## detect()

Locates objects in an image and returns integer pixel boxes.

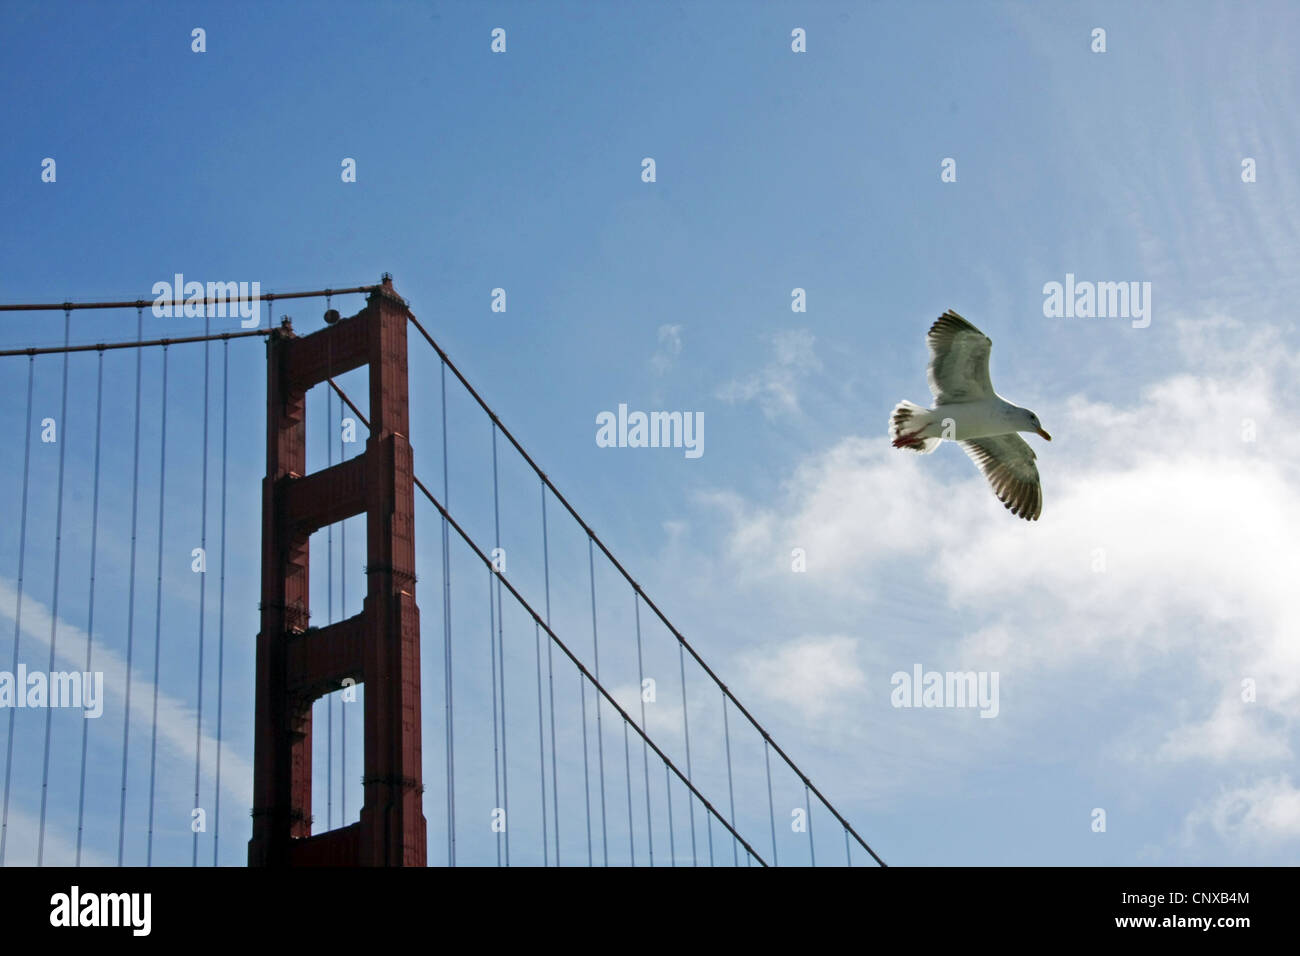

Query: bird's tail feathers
[889,400,941,453]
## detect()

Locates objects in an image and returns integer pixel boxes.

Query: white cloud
[1184,776,1300,845]
[717,329,822,418]
[0,577,254,812]
[738,635,865,722]
[0,804,112,867]
[1159,696,1292,765]
[699,314,1300,841]
[650,323,683,375]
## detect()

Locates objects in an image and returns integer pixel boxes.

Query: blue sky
[1,0,1299,866]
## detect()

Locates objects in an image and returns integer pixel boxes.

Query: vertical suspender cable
[37,307,73,865]
[723,691,738,866]
[764,739,778,866]
[541,482,558,865]
[487,570,500,866]
[191,321,210,866]
[588,537,607,865]
[623,721,635,865]
[75,348,106,865]
[664,763,675,867]
[633,594,653,865]
[845,826,852,866]
[707,805,715,866]
[145,344,169,865]
[533,620,548,865]
[490,424,509,865]
[805,782,815,866]
[580,668,592,865]
[440,360,455,864]
[678,642,697,866]
[117,305,145,865]
[0,356,36,866]
[213,339,228,865]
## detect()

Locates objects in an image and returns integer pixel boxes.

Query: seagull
[888,310,1051,521]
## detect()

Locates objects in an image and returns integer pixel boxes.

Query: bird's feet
[892,430,926,449]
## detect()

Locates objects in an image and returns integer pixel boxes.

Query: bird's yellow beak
[1036,428,1052,441]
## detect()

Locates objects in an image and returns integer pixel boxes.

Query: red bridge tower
[248,276,426,866]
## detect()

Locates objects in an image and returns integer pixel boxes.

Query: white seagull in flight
[888,310,1051,521]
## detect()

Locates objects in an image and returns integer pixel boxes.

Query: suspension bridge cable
[0,356,36,866]
[406,473,767,865]
[145,344,170,866]
[36,308,73,865]
[0,283,379,313]
[191,322,210,867]
[0,327,271,358]
[765,740,778,866]
[213,339,228,866]
[707,804,715,866]
[845,826,852,866]
[580,659,592,865]
[678,642,697,866]
[405,312,884,866]
[487,570,501,867]
[328,375,770,867]
[723,691,739,867]
[633,594,653,865]
[75,348,105,866]
[623,722,635,866]
[533,620,548,865]
[805,783,815,867]
[438,361,454,865]
[117,306,145,865]
[588,537,608,866]
[665,763,675,867]
[541,482,559,865]
[490,424,509,866]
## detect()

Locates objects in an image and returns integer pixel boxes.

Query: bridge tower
[248,275,427,866]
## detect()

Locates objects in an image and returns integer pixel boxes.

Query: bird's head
[1020,407,1051,441]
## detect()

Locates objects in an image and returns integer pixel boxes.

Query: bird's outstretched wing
[927,310,993,404]
[959,434,1043,521]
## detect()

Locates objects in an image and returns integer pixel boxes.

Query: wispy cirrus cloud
[738,635,865,722]
[0,578,254,817]
[650,323,683,375]
[716,329,822,419]
[1184,776,1300,846]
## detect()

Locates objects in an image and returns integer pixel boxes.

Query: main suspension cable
[0,284,378,313]
[0,328,271,358]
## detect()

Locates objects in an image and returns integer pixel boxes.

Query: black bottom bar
[0,865,1282,942]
